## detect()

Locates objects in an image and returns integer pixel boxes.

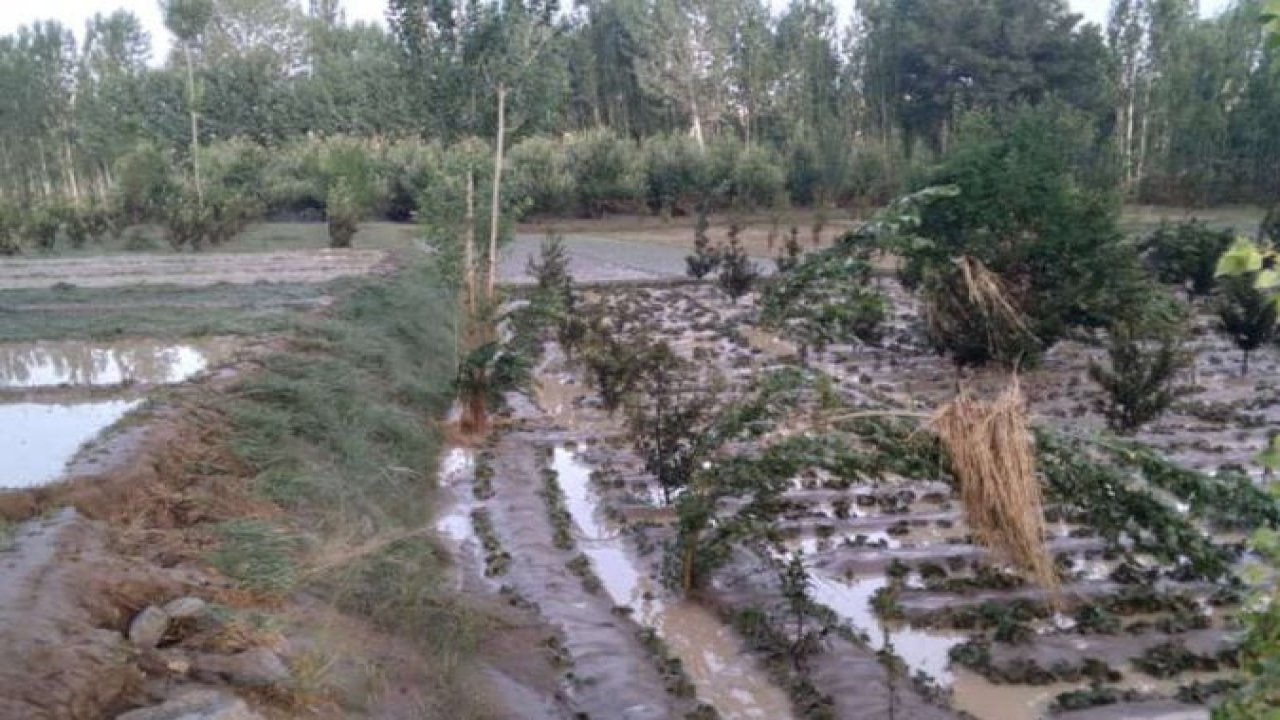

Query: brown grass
[931,378,1056,588]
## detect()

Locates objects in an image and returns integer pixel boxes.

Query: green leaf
[1216,239,1265,277]
[1257,269,1280,289]
[1256,435,1280,471]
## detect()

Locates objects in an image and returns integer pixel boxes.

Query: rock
[191,648,291,688]
[162,597,208,620]
[128,606,171,649]
[115,688,264,720]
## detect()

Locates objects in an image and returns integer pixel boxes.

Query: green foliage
[727,143,786,211]
[760,244,886,350]
[1088,321,1190,433]
[1142,220,1235,296]
[22,203,64,251]
[685,208,720,280]
[527,232,574,314]
[627,344,717,505]
[508,135,575,217]
[907,106,1145,359]
[1215,274,1278,376]
[325,180,361,248]
[775,231,803,274]
[643,133,710,217]
[715,235,760,303]
[208,519,301,596]
[565,129,645,217]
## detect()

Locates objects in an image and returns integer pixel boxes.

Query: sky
[0,0,1235,59]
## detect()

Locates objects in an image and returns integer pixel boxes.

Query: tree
[906,105,1147,364]
[160,0,214,204]
[716,234,759,303]
[1088,321,1188,433]
[685,207,720,279]
[1141,220,1235,296]
[628,343,716,505]
[1215,274,1277,376]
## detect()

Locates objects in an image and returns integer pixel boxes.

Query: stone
[191,648,291,688]
[162,597,208,620]
[115,689,264,720]
[128,606,171,649]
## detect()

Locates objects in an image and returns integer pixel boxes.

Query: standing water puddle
[435,447,477,545]
[0,338,235,389]
[552,446,795,720]
[0,399,141,488]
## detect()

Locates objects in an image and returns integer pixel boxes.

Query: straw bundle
[924,255,1036,366]
[931,379,1056,588]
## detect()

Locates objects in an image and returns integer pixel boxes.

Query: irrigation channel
[0,338,237,488]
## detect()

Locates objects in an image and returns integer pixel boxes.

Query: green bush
[565,128,645,217]
[1141,220,1234,296]
[729,143,786,211]
[508,135,575,217]
[908,105,1145,363]
[643,133,708,217]
[112,142,178,223]
[1088,321,1189,433]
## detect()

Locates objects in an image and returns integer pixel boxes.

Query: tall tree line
[0,0,1277,211]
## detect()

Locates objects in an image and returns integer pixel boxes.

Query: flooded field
[480,275,1269,720]
[0,338,236,389]
[0,399,141,487]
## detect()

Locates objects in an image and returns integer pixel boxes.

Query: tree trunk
[184,43,203,205]
[486,83,506,303]
[63,138,80,205]
[464,169,477,320]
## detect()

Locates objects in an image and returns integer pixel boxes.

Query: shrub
[728,143,786,211]
[685,208,720,279]
[113,142,178,223]
[642,133,708,217]
[907,105,1144,362]
[1215,274,1277,376]
[326,180,361,248]
[1141,220,1234,296]
[508,135,575,217]
[22,204,64,251]
[1088,321,1189,433]
[565,129,644,217]
[716,234,759,303]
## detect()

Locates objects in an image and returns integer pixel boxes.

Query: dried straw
[931,378,1056,588]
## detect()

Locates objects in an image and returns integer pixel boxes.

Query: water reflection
[0,399,141,488]
[0,339,234,388]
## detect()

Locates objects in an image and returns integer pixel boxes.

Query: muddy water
[0,338,236,389]
[552,446,796,720]
[0,399,142,488]
[435,447,477,545]
[807,570,967,683]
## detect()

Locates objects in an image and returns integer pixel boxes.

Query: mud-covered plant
[685,206,720,279]
[556,313,588,361]
[1215,273,1277,376]
[716,236,760,303]
[923,255,1039,368]
[1088,321,1190,433]
[455,341,529,434]
[582,317,655,414]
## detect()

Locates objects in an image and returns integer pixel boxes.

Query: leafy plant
[1088,321,1190,433]
[775,230,803,273]
[685,207,720,279]
[1141,220,1235,296]
[627,343,717,505]
[716,235,760,303]
[1215,274,1277,376]
[326,180,362,248]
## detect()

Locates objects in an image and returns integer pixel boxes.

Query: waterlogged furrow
[552,445,796,720]
[0,399,141,488]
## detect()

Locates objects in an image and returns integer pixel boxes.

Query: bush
[643,133,708,217]
[908,105,1145,363]
[716,234,760,303]
[22,204,64,251]
[1089,321,1189,433]
[508,135,575,217]
[326,180,361,248]
[1215,274,1277,376]
[685,208,720,279]
[728,143,786,211]
[113,142,178,223]
[760,243,886,350]
[565,129,644,217]
[1141,220,1234,296]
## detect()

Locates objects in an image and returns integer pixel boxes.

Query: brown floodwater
[0,338,236,389]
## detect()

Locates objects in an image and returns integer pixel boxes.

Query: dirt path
[0,249,388,289]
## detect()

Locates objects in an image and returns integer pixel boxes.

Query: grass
[0,280,345,343]
[203,257,502,718]
[23,220,420,257]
